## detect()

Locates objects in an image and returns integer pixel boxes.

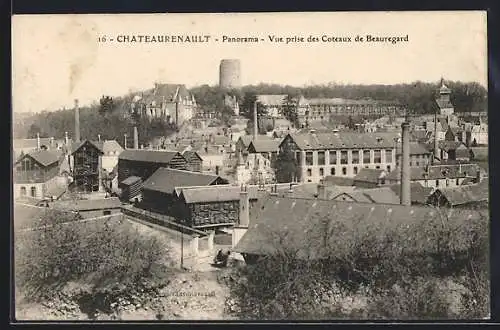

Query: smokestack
[74,99,80,143]
[124,134,128,149]
[400,122,411,206]
[133,126,139,149]
[97,134,101,142]
[433,108,439,164]
[36,133,40,150]
[64,131,69,146]
[253,101,258,140]
[239,185,250,227]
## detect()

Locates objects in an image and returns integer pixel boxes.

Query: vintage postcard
[12,11,489,321]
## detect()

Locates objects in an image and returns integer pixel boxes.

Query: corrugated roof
[353,168,385,184]
[143,168,224,194]
[17,149,63,167]
[119,149,184,164]
[233,196,485,257]
[286,132,399,150]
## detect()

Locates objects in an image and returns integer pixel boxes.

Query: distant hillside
[13,80,487,141]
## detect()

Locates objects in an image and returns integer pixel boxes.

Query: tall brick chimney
[133,126,139,149]
[238,185,250,227]
[36,133,40,150]
[253,100,258,140]
[74,99,80,143]
[400,122,411,206]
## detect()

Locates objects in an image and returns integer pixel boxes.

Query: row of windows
[19,186,37,197]
[302,149,393,166]
[306,165,392,177]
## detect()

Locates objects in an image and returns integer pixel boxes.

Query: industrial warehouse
[12,11,489,322]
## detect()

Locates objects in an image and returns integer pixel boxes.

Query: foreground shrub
[15,212,172,316]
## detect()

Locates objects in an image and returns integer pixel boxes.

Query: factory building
[278,132,399,183]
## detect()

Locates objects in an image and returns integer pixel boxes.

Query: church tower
[436,78,454,116]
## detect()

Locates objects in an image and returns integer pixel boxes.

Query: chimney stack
[253,100,258,140]
[270,184,278,196]
[36,133,40,150]
[433,108,439,164]
[239,185,250,227]
[124,134,128,149]
[317,183,327,200]
[133,126,139,149]
[65,131,69,146]
[97,134,101,142]
[74,99,80,143]
[49,137,54,148]
[400,122,411,206]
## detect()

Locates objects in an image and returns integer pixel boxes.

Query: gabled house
[426,179,489,209]
[352,168,387,188]
[13,149,66,199]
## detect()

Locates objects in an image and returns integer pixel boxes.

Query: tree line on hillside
[14,81,487,141]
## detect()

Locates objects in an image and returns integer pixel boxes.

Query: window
[20,186,26,196]
[446,179,450,187]
[385,149,393,163]
[351,150,359,164]
[456,178,460,186]
[319,168,324,176]
[318,151,325,165]
[436,180,440,187]
[331,168,336,175]
[374,150,382,163]
[363,150,371,164]
[296,151,302,164]
[30,186,37,197]
[376,165,381,169]
[103,210,112,215]
[340,150,348,164]
[307,179,312,183]
[307,168,312,176]
[387,165,391,172]
[329,150,337,165]
[353,167,358,175]
[342,167,347,175]
[306,152,313,166]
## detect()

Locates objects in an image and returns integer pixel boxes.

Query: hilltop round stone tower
[219,59,241,89]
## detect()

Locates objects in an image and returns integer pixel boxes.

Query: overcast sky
[12,11,487,113]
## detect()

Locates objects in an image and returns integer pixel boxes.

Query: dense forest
[14,80,487,140]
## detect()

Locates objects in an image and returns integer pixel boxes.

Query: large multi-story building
[295,97,405,128]
[131,83,197,126]
[279,132,399,183]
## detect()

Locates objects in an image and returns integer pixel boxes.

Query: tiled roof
[429,180,489,206]
[388,182,434,204]
[142,168,224,194]
[470,147,488,161]
[322,176,354,186]
[70,140,104,155]
[182,150,203,162]
[331,187,400,205]
[17,149,63,167]
[248,139,281,153]
[119,149,184,164]
[353,168,385,184]
[100,140,124,154]
[396,142,431,155]
[233,196,485,257]
[121,176,142,186]
[438,141,464,152]
[386,163,480,181]
[256,94,287,106]
[286,132,399,150]
[301,98,401,106]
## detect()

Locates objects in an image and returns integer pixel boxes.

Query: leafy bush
[223,207,489,319]
[15,212,172,315]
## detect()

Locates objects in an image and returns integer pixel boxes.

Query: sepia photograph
[11,11,489,321]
